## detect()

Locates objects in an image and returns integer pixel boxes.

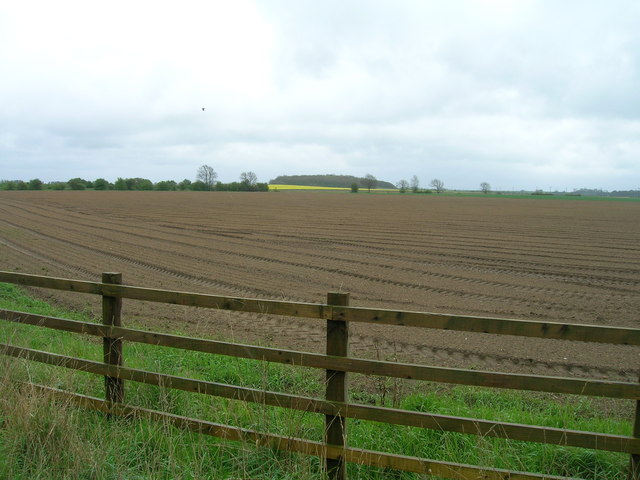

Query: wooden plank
[3,343,639,454]
[2,311,639,400]
[102,272,124,404]
[325,292,349,479]
[2,271,639,345]
[27,383,577,480]
[109,284,327,319]
[630,374,640,479]
[0,271,326,319]
[0,271,102,295]
[0,310,103,334]
[333,306,640,346]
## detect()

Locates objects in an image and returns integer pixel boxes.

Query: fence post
[325,292,350,480]
[102,272,124,404]
[630,375,640,479]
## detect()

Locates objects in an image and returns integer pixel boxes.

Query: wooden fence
[0,270,639,480]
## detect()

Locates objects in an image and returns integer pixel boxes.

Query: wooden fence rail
[0,270,639,480]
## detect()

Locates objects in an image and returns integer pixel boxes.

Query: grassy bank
[0,282,632,479]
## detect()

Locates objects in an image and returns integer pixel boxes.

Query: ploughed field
[1,191,639,381]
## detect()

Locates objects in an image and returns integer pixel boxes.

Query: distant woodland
[269,174,396,189]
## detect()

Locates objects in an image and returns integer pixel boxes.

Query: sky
[1,0,639,191]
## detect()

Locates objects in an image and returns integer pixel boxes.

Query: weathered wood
[325,292,349,479]
[0,271,103,295]
[0,271,326,319]
[102,273,124,404]
[28,383,577,480]
[110,284,327,319]
[3,343,639,454]
[332,306,640,345]
[2,309,638,399]
[2,270,638,478]
[630,375,640,479]
[1,270,639,345]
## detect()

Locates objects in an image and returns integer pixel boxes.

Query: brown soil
[1,191,639,381]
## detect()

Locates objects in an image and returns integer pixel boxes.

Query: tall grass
[0,282,632,479]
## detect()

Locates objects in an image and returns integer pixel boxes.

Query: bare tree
[410,175,420,193]
[240,171,258,186]
[196,165,217,191]
[430,178,444,193]
[362,174,377,193]
[480,182,491,194]
[396,179,409,193]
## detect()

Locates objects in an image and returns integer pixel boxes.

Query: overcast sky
[1,1,639,191]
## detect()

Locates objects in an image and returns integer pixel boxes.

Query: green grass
[0,282,632,479]
[441,192,640,202]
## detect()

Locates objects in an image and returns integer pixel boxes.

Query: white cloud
[0,0,638,190]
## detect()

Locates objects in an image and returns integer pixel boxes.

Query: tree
[196,165,217,191]
[114,178,127,190]
[480,182,491,194]
[396,179,409,193]
[68,177,87,190]
[93,178,110,190]
[137,178,153,191]
[350,183,359,193]
[410,175,420,193]
[28,178,43,190]
[191,180,208,191]
[155,180,177,191]
[240,171,258,190]
[430,178,444,193]
[362,174,377,193]
[178,179,192,191]
[48,181,67,190]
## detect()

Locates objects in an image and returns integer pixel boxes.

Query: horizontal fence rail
[3,341,639,456]
[1,270,639,480]
[2,271,638,345]
[1,309,638,400]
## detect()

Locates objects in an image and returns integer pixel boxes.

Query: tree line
[0,166,268,192]
[386,175,448,194]
[394,177,492,194]
[353,174,451,194]
[2,167,503,195]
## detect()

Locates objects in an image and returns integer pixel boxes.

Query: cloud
[0,0,638,189]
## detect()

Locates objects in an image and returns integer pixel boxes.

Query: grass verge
[0,282,632,479]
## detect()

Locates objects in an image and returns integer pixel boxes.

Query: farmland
[0,190,639,381]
